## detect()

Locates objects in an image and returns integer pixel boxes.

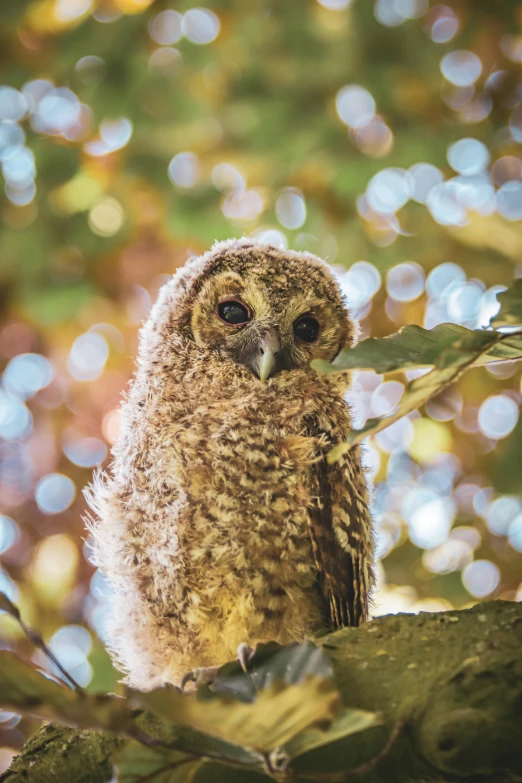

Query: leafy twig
[0,592,85,694]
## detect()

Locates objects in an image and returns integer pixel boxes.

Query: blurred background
[1,0,522,768]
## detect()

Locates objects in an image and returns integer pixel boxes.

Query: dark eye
[217,300,252,326]
[294,316,320,343]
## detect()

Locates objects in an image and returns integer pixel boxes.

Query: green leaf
[283,707,380,760]
[1,642,346,770]
[130,641,341,757]
[0,650,137,733]
[0,650,263,773]
[312,322,522,461]
[478,331,522,363]
[212,640,335,703]
[313,323,466,374]
[313,323,522,375]
[132,677,341,756]
[113,742,200,783]
[492,279,522,327]
[327,328,519,461]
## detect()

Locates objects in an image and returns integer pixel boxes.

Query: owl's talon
[237,642,256,672]
[180,665,220,692]
[180,670,196,692]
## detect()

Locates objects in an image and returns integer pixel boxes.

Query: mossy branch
[1,600,521,783]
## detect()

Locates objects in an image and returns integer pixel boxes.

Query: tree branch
[2,600,521,783]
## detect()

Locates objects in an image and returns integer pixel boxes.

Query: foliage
[314,279,522,455]
[1,594,521,782]
[1,0,522,767]
[0,592,381,781]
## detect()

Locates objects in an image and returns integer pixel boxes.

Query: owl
[87,238,374,690]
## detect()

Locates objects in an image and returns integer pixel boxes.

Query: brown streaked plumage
[86,237,374,689]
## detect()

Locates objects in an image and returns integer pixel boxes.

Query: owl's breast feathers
[138,365,373,634]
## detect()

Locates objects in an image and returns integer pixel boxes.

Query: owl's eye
[216,299,252,326]
[294,316,320,344]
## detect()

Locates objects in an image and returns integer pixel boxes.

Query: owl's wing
[307,444,374,629]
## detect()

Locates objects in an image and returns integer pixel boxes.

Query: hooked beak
[253,330,280,381]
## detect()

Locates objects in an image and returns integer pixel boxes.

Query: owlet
[87,238,374,690]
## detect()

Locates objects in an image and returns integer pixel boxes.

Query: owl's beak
[254,330,280,381]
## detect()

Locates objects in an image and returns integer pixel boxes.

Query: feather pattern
[306,425,373,630]
[86,238,374,689]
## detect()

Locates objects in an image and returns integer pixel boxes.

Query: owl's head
[155,239,356,381]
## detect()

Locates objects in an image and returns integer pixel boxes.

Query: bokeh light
[63,435,107,468]
[426,181,466,226]
[375,0,428,27]
[406,495,455,550]
[99,117,133,152]
[440,51,482,87]
[408,163,443,204]
[33,88,82,136]
[352,117,394,157]
[446,280,485,326]
[251,228,288,249]
[0,568,18,603]
[35,474,76,514]
[317,0,352,8]
[485,496,522,536]
[275,188,307,230]
[336,85,376,129]
[0,88,27,122]
[426,262,465,299]
[336,262,381,310]
[0,123,25,163]
[508,514,522,552]
[423,538,473,574]
[45,625,93,687]
[0,2,521,765]
[0,516,19,555]
[478,395,519,440]
[148,10,182,45]
[366,168,410,215]
[3,148,35,190]
[75,55,105,85]
[425,5,459,43]
[211,163,245,193]
[168,152,200,189]
[222,189,264,221]
[0,392,32,441]
[492,156,522,186]
[181,9,220,45]
[409,419,452,463]
[386,262,425,302]
[462,560,500,598]
[88,197,124,236]
[30,534,79,603]
[3,354,54,400]
[68,332,109,381]
[497,182,522,221]
[447,138,489,176]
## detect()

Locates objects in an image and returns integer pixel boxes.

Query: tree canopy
[0,0,522,773]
